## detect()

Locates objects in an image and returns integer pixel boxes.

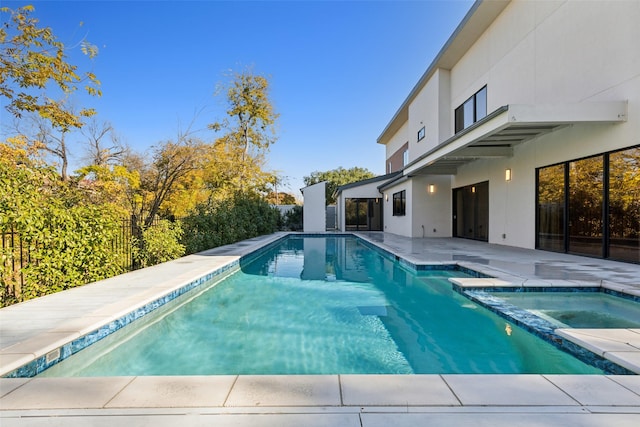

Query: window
[393,190,406,216]
[387,161,392,173]
[536,145,639,263]
[417,126,425,142]
[454,86,487,133]
[403,149,409,167]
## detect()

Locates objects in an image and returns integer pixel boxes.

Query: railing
[1,216,158,306]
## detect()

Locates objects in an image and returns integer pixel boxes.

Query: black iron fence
[1,216,156,305]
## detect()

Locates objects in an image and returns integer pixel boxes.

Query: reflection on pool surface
[39,236,604,376]
[490,291,640,328]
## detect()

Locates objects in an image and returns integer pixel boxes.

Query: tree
[80,118,125,166]
[0,5,101,131]
[209,69,279,192]
[27,114,72,181]
[133,134,207,228]
[303,166,376,204]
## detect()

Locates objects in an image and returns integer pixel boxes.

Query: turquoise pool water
[39,236,602,376]
[491,292,640,328]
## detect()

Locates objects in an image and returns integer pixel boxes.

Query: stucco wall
[410,175,453,238]
[301,182,326,232]
[451,0,640,113]
[381,182,412,237]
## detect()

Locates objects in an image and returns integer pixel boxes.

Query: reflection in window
[609,147,640,262]
[568,156,604,257]
[455,86,487,133]
[537,164,565,252]
[345,198,382,231]
[393,190,406,216]
[453,181,489,241]
[536,145,639,263]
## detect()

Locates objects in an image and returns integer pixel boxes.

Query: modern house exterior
[335,0,639,263]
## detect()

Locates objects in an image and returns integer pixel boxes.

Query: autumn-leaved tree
[304,167,376,205]
[208,69,279,194]
[0,5,101,131]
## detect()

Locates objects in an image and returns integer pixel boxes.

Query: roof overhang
[404,101,628,177]
[377,0,510,145]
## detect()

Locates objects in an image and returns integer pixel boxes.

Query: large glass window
[609,147,640,262]
[536,145,639,263]
[393,191,406,216]
[537,164,565,252]
[455,86,487,133]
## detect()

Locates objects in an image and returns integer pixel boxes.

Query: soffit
[404,102,628,176]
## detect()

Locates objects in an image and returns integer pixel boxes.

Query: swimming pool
[37,235,604,376]
[488,291,640,328]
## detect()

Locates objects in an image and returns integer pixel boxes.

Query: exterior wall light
[385,194,388,202]
[505,168,512,181]
[428,184,435,194]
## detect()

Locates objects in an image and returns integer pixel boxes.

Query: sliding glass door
[453,181,489,241]
[536,145,639,263]
[345,198,383,231]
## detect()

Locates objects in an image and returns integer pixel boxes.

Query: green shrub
[132,220,185,268]
[182,194,280,254]
[1,161,125,305]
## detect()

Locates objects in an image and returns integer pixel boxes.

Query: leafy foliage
[283,205,303,231]
[0,5,101,131]
[0,145,124,306]
[132,220,185,268]
[303,166,376,204]
[182,194,281,254]
[208,68,279,194]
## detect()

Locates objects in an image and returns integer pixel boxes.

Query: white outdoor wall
[410,175,453,238]
[451,0,640,113]
[301,182,326,232]
[381,182,412,237]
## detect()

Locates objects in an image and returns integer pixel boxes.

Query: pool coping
[1,232,640,422]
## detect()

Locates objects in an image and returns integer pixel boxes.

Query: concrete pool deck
[1,232,640,425]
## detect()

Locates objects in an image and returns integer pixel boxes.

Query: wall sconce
[505,168,512,181]
[428,184,435,194]
[385,194,388,202]
[471,186,476,193]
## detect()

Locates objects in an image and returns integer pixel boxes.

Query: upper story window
[387,161,392,173]
[454,86,487,133]
[403,149,409,167]
[392,190,406,216]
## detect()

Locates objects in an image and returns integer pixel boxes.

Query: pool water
[39,236,603,376]
[491,292,640,328]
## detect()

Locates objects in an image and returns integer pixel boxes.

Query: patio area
[1,232,640,426]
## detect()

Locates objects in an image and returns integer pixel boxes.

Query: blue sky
[5,0,473,198]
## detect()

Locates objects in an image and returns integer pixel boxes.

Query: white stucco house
[335,0,639,264]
